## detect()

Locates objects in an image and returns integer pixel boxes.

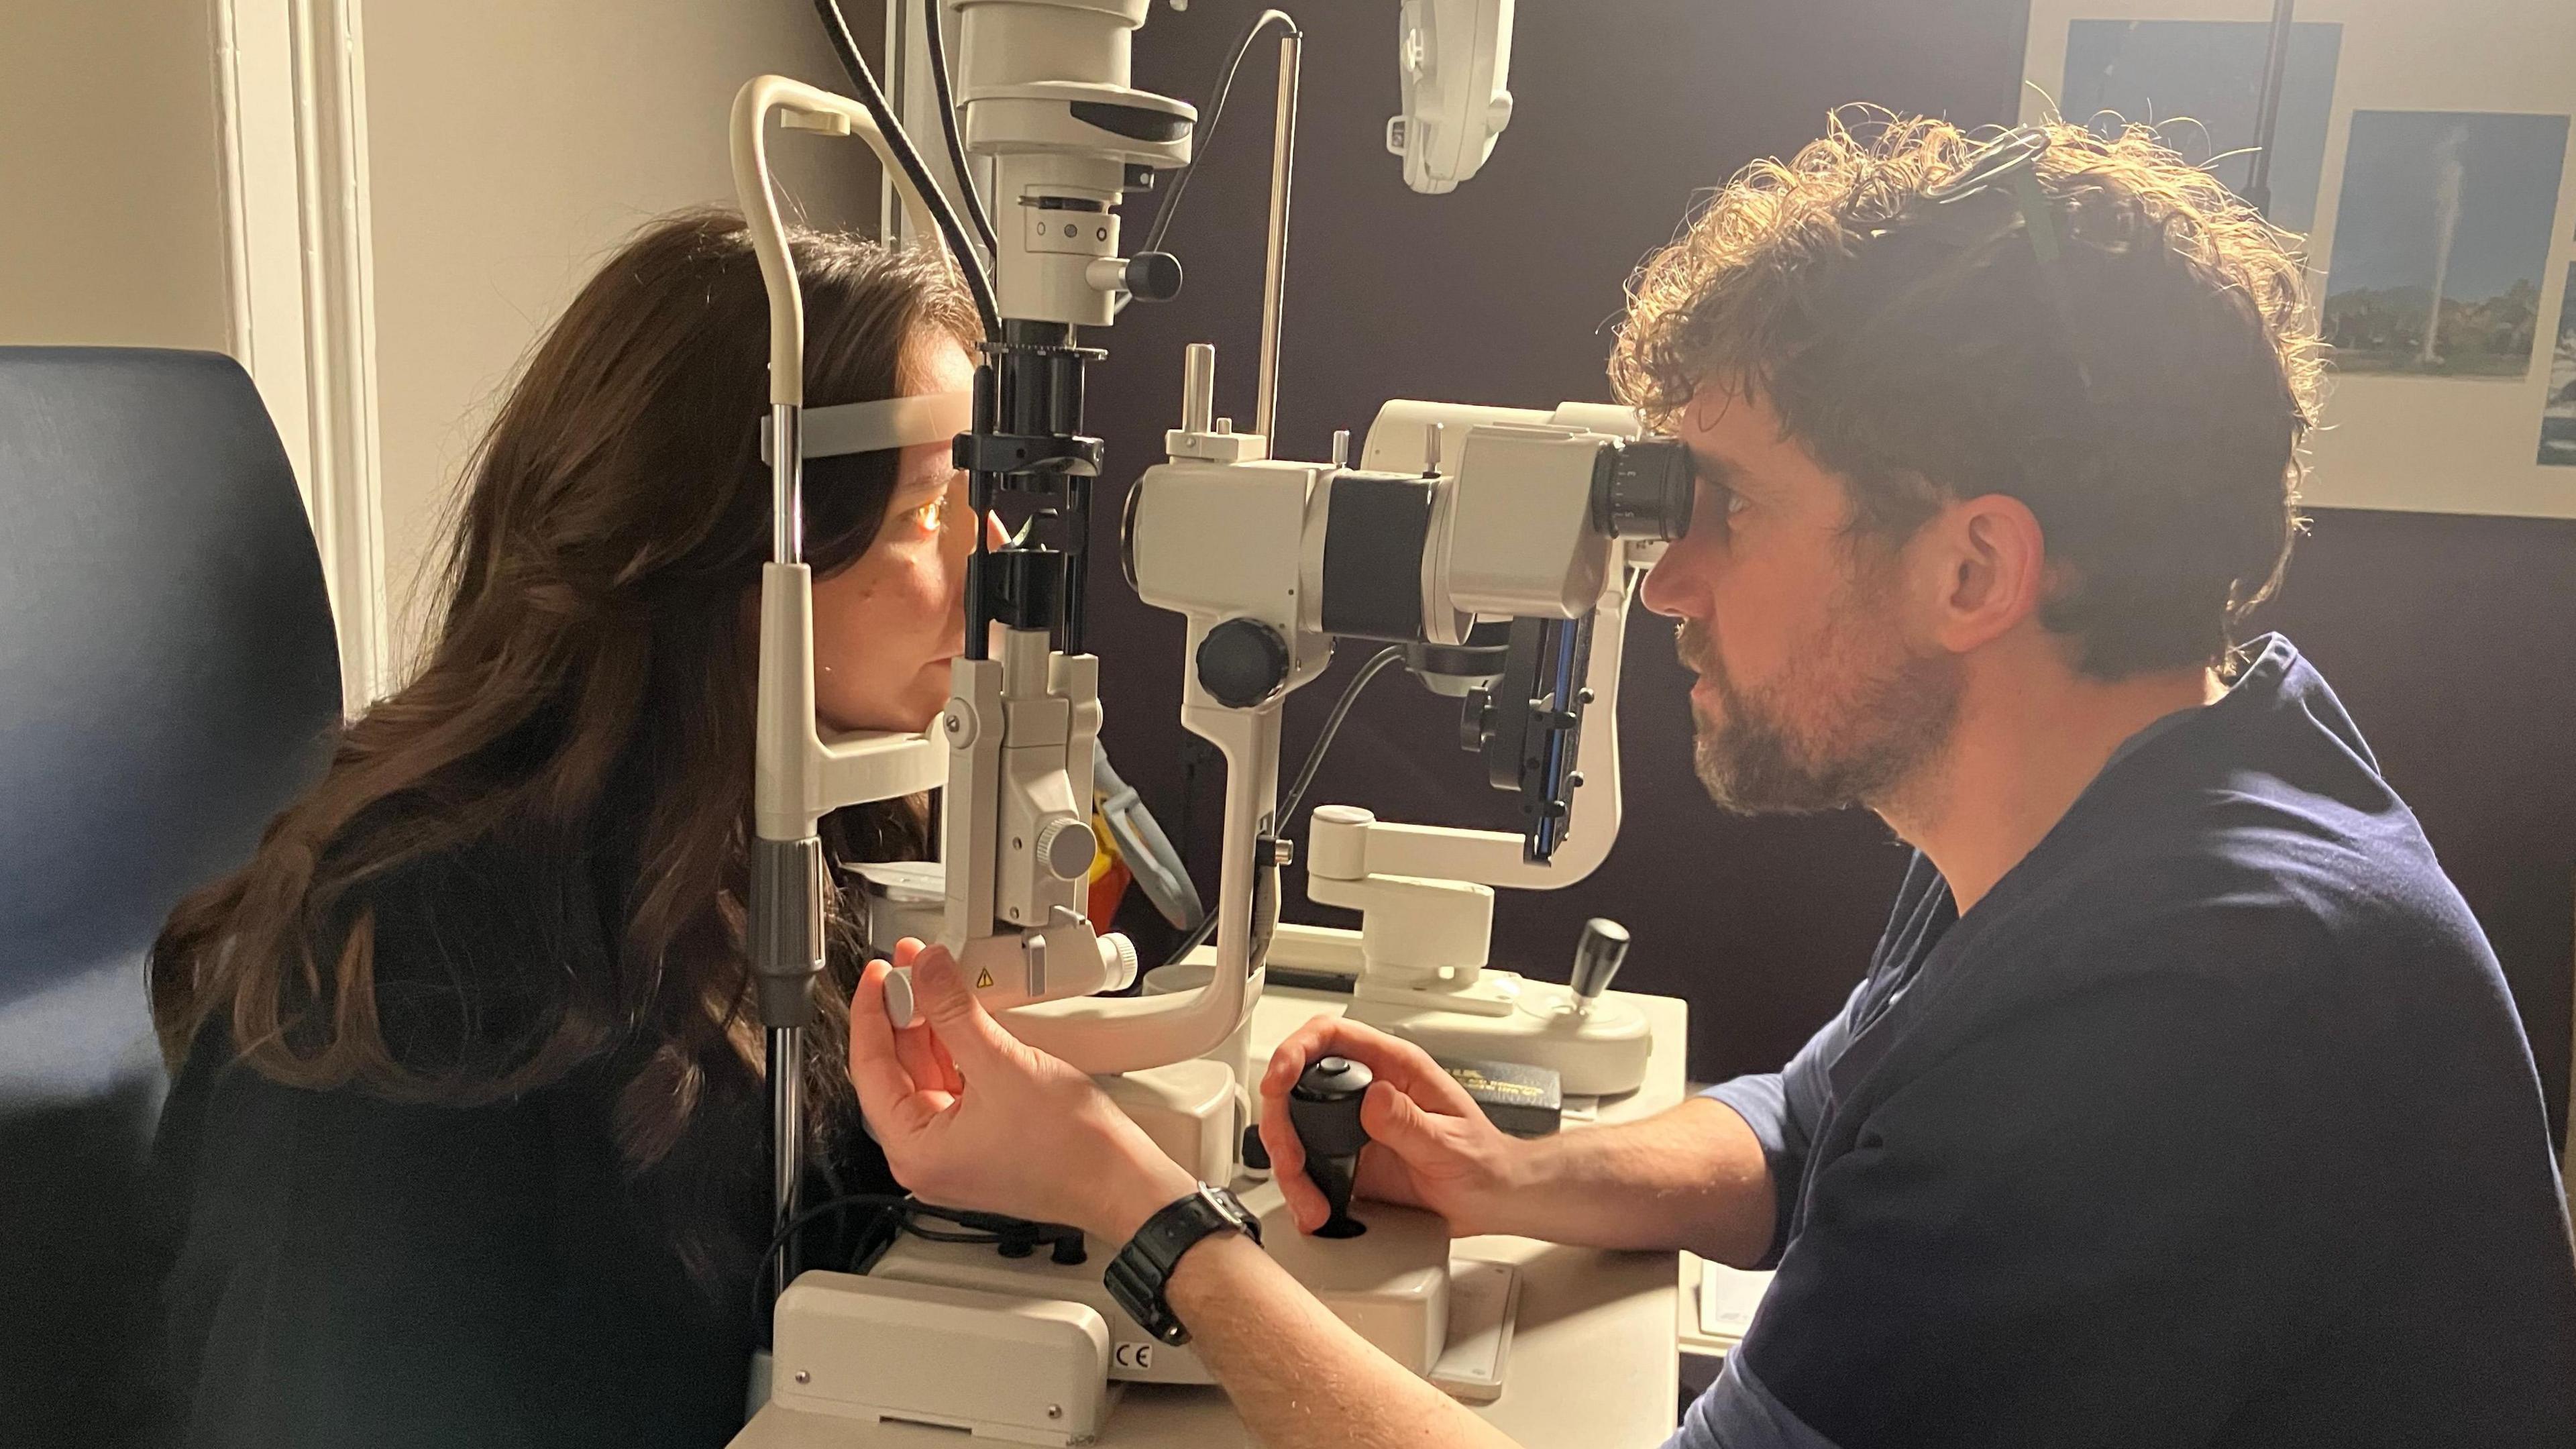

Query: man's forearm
[1493,1096,1776,1265]
[1167,1232,1521,1449]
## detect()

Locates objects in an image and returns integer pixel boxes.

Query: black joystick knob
[1287,1056,1373,1239]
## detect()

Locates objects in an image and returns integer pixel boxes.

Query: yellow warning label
[975,968,995,989]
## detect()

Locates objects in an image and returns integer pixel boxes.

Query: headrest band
[758,390,975,464]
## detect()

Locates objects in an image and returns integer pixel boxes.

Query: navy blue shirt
[1680,635,2576,1448]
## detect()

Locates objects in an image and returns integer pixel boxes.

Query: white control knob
[1099,932,1140,993]
[1034,818,1097,882]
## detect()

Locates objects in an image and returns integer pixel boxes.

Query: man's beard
[1677,588,1961,816]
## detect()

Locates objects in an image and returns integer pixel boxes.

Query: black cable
[922,0,1000,260]
[812,0,1002,343]
[751,1190,1085,1328]
[2243,0,2298,217]
[1140,8,1301,256]
[814,0,1010,671]
[1281,647,1404,824]
[1158,645,1404,968]
[752,1191,912,1322]
[902,1222,1007,1244]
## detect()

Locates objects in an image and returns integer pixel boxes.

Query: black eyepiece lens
[1591,437,1696,541]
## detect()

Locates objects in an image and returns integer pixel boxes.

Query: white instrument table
[1678,1252,1772,1358]
[740,983,1688,1449]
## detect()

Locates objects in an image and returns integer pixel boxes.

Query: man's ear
[1911,492,2047,655]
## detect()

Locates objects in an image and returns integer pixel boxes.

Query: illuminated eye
[907,492,948,535]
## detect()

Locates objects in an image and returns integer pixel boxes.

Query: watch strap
[1104,1184,1262,1346]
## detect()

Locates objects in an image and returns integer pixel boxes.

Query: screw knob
[1124,251,1183,302]
[1034,818,1097,881]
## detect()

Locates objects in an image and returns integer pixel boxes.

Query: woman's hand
[1256,1016,1533,1239]
[849,939,1196,1244]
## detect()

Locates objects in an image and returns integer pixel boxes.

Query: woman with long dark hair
[146,209,981,1448]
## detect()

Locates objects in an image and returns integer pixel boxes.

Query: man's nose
[1640,544,1705,620]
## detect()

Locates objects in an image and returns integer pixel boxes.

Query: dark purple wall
[1077,1,2573,1140]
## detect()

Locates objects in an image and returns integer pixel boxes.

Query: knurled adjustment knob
[1099,931,1140,991]
[1034,818,1097,881]
[1195,619,1291,709]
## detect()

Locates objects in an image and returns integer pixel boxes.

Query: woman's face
[812,333,991,734]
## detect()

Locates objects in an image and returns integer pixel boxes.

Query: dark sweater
[1682,635,2576,1448]
[147,830,894,1449]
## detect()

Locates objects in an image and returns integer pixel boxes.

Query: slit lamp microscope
[733,3,1693,1442]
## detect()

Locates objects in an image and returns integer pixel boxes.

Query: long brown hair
[152,210,974,1238]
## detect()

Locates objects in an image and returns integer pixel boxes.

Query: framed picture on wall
[2021,1,2576,519]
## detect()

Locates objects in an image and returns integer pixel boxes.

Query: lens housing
[1589,437,1695,541]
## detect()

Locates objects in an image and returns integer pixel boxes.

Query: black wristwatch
[1103,1183,1263,1346]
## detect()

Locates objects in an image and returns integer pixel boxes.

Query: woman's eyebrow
[894,462,957,496]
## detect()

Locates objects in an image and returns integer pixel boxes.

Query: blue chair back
[0,347,341,1445]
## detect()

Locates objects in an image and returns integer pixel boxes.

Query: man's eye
[1701,479,1746,529]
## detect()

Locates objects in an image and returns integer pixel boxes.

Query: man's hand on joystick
[1257,1016,1532,1240]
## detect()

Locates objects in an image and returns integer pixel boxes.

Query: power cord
[753,1192,1089,1327]
[1280,647,1406,825]
[1140,9,1301,256]
[1159,645,1405,968]
[921,0,1000,260]
[813,0,1002,343]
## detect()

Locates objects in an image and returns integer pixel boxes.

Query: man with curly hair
[845,117,2576,1447]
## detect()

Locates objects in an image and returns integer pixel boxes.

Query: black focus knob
[1288,1056,1373,1239]
[1195,619,1291,709]
[1124,251,1184,302]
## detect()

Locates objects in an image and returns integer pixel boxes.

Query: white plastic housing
[1358,399,1646,637]
[733,76,950,409]
[950,0,1193,326]
[1440,423,1616,619]
[1389,0,1517,194]
[865,1184,1453,1383]
[753,563,945,843]
[735,78,959,843]
[764,1273,1108,1446]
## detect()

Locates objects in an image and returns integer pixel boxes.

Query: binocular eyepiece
[1589,435,1695,543]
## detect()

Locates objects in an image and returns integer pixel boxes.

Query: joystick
[1287,1056,1374,1238]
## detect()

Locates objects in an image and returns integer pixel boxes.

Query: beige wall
[360,0,884,674]
[0,0,230,351]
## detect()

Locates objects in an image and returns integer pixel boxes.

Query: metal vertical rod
[1181,342,1216,433]
[1254,32,1301,445]
[769,1025,804,1299]
[764,397,805,1308]
[2245,0,2297,217]
[770,403,803,564]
